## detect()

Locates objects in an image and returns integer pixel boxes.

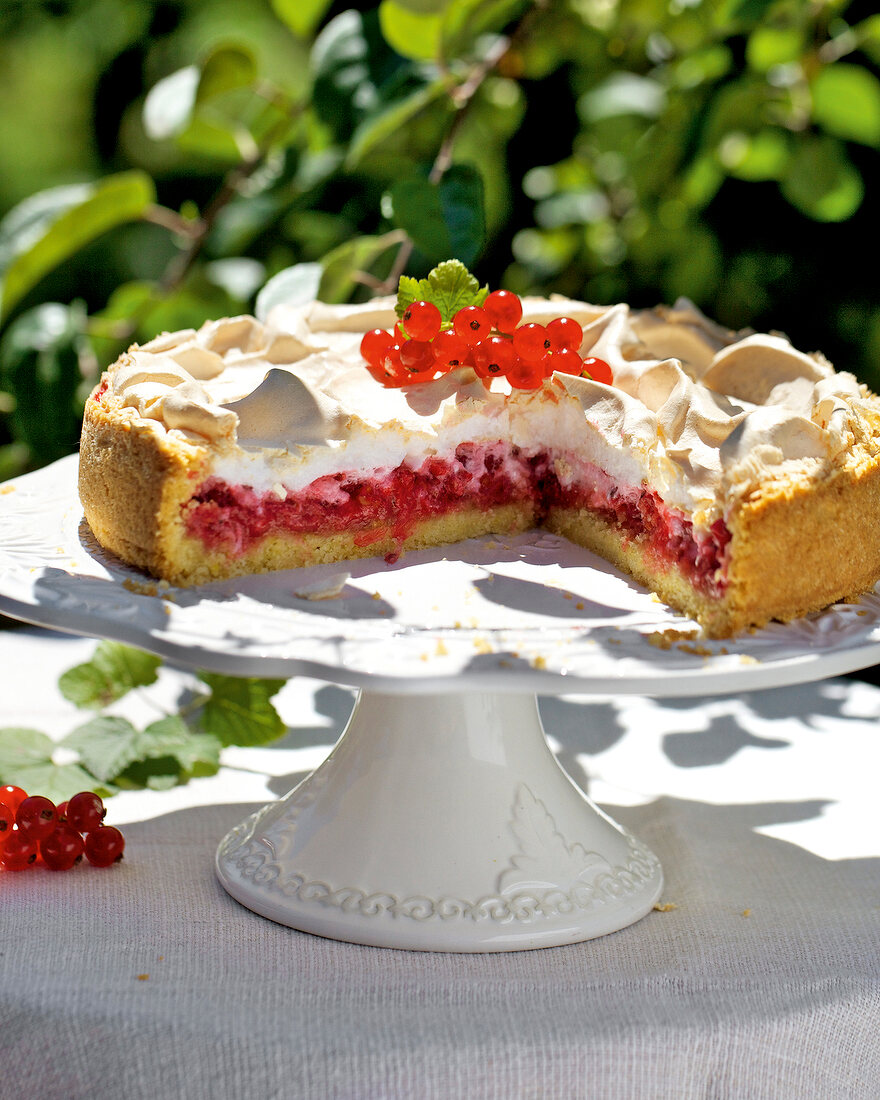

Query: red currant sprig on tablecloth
[0,787,124,872]
[360,290,613,391]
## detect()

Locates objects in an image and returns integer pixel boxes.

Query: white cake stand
[3,455,880,950]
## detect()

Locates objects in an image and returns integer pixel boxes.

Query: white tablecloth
[1,622,878,1099]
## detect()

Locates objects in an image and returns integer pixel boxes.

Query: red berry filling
[184,448,730,595]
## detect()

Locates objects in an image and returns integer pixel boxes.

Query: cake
[78,270,880,638]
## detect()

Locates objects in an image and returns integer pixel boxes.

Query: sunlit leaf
[197,674,287,747]
[720,128,790,181]
[0,172,156,320]
[143,66,200,141]
[272,0,334,36]
[58,641,162,710]
[781,136,864,221]
[346,76,453,167]
[579,73,665,122]
[255,263,323,321]
[0,728,101,802]
[65,714,221,785]
[319,232,404,302]
[811,64,880,147]
[745,25,803,72]
[197,45,258,102]
[379,0,444,60]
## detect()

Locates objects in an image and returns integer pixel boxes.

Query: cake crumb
[0,485,15,495]
[371,591,381,600]
[741,908,752,918]
[653,902,678,912]
[435,639,449,656]
[123,579,159,597]
[473,637,493,655]
[677,642,714,657]
[532,655,547,670]
[739,654,759,665]
[136,974,150,981]
[648,628,700,650]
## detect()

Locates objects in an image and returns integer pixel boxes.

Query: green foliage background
[1,0,880,479]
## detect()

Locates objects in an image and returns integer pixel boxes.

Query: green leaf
[379,0,444,60]
[811,64,880,147]
[0,727,100,803]
[780,136,864,222]
[346,76,453,168]
[0,302,89,464]
[58,641,162,710]
[319,232,404,303]
[719,129,790,181]
[311,11,376,140]
[389,165,485,267]
[271,0,334,37]
[0,171,156,320]
[143,67,200,141]
[198,674,287,747]
[255,263,323,322]
[745,25,804,72]
[197,46,257,102]
[64,714,221,785]
[396,258,488,322]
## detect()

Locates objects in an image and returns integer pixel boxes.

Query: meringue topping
[102,295,877,527]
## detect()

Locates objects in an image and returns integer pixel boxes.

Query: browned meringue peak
[719,405,834,495]
[221,367,350,450]
[628,298,741,375]
[294,298,397,333]
[701,332,834,404]
[112,352,233,440]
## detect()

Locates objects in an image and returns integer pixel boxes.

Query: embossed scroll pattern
[217,782,661,924]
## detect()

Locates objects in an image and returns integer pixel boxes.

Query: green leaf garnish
[0,727,104,802]
[396,259,488,324]
[58,640,162,709]
[63,715,222,785]
[197,673,287,747]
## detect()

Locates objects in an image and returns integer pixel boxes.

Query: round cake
[78,281,880,638]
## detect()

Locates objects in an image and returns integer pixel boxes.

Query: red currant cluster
[0,784,125,872]
[360,289,613,391]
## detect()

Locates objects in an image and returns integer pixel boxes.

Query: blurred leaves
[0,172,155,320]
[2,0,880,478]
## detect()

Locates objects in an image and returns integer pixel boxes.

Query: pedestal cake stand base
[215,691,663,951]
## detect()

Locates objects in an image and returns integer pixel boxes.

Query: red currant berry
[401,300,442,342]
[16,795,57,840]
[84,825,125,867]
[581,357,613,385]
[0,798,15,845]
[66,791,106,834]
[483,290,523,334]
[399,339,435,374]
[360,328,394,366]
[1,785,27,815]
[546,316,583,353]
[56,800,69,823]
[431,330,469,371]
[41,824,85,871]
[506,357,545,391]
[453,306,490,347]
[512,323,552,362]
[0,825,38,871]
[546,347,585,377]
[472,336,516,380]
